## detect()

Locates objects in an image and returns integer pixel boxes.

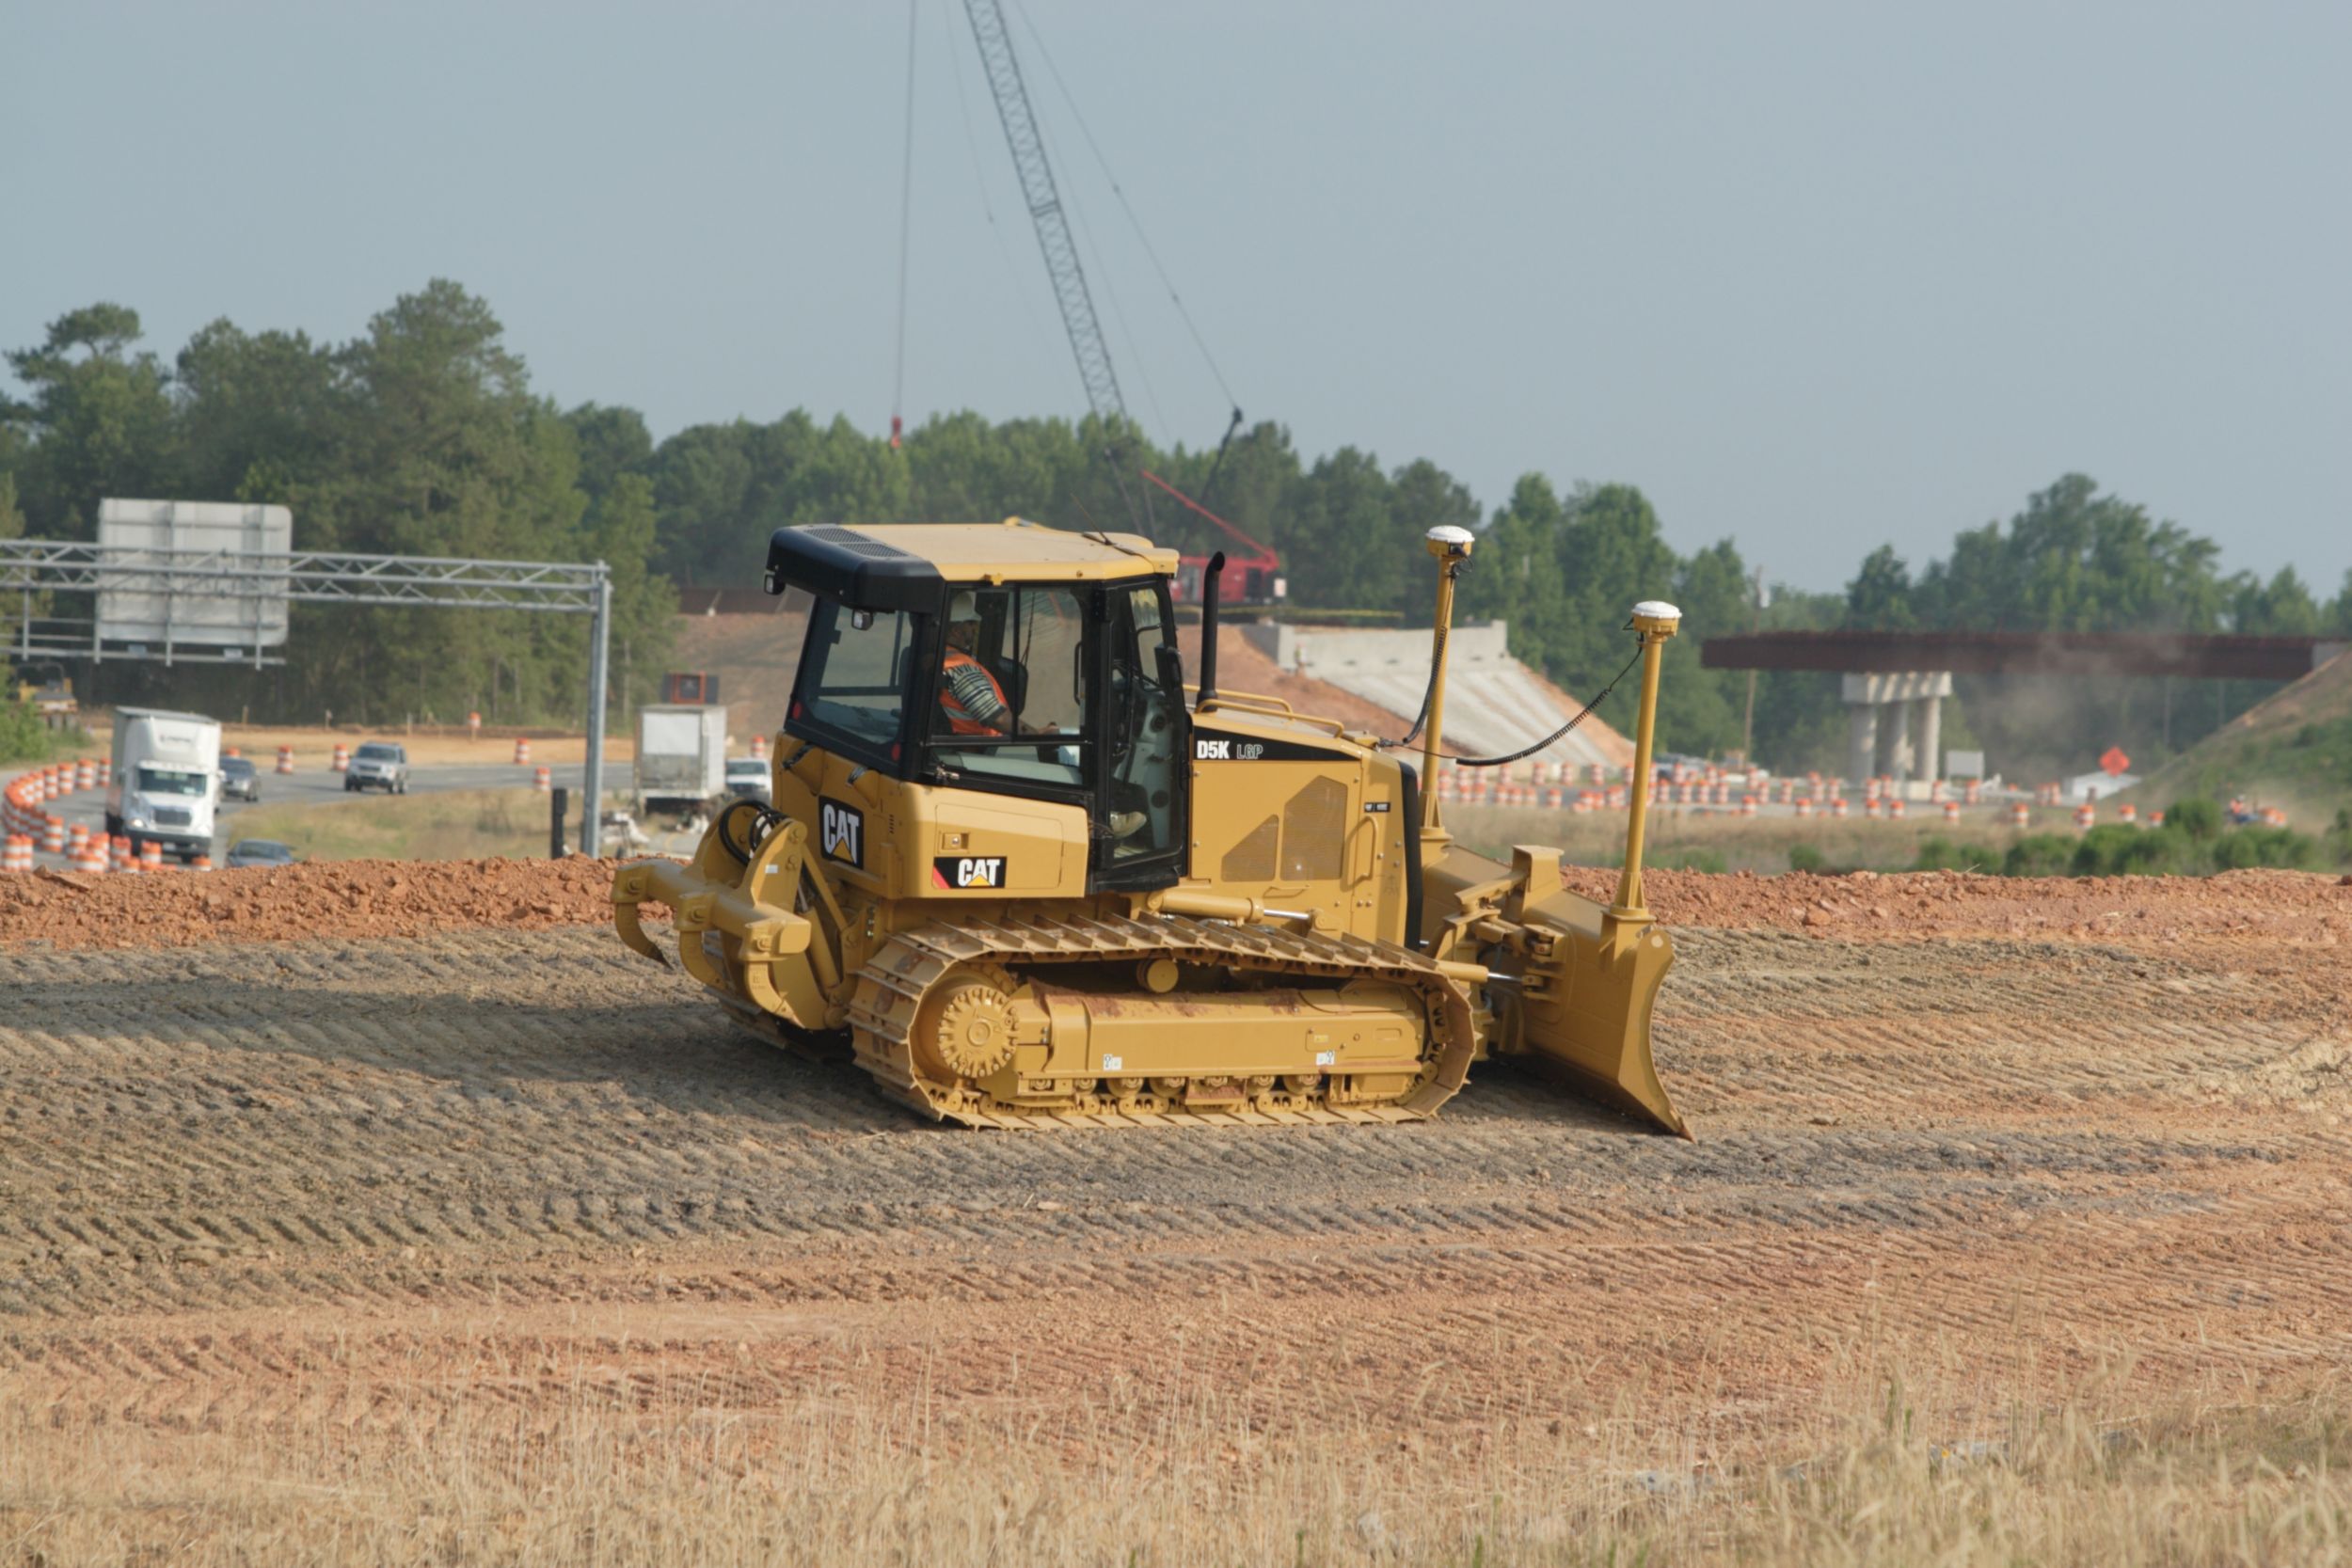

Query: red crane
[1140,469,1285,608]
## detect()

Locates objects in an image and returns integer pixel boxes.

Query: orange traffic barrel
[332,743,350,772]
[533,766,552,793]
[515,737,532,765]
[276,746,294,774]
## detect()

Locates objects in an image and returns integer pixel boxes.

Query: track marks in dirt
[0,930,2332,1304]
[3,923,2347,1443]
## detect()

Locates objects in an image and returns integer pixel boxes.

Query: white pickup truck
[107,707,222,863]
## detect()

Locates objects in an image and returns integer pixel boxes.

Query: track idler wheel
[914,964,1019,1084]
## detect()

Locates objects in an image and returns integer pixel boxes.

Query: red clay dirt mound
[1565,864,2352,951]
[4,856,2345,957]
[0,858,617,952]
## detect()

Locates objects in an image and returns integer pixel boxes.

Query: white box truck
[106,707,223,863]
[635,704,728,819]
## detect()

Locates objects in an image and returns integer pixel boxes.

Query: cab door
[1091,579,1187,890]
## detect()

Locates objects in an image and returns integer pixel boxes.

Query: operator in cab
[939,591,1017,736]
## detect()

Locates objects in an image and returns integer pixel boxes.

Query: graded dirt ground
[1,863,2346,1560]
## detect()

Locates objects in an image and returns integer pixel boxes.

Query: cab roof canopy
[764,519,1177,611]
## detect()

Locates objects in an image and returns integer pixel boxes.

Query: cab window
[135,766,210,797]
[928,585,1088,792]
[794,596,915,759]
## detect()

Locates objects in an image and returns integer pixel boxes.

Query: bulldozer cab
[772,520,1190,892]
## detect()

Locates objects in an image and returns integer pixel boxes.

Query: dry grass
[229,787,590,862]
[1451,802,2023,875]
[0,1338,2340,1566]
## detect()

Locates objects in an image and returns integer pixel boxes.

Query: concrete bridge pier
[1841,671,1953,794]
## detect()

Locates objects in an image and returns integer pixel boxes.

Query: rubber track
[841,911,1481,1127]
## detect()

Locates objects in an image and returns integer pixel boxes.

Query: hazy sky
[8,2,2347,595]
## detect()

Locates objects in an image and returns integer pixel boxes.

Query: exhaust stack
[1195,549,1227,710]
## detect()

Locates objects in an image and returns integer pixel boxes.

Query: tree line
[6,282,2347,780]
[0,286,672,728]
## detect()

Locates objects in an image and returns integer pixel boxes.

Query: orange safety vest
[940,650,1009,736]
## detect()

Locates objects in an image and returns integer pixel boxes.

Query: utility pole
[1740,565,1767,763]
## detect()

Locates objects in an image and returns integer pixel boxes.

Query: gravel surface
[1,875,2344,1451]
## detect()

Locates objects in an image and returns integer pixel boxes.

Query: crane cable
[889,0,920,450]
[1006,0,1241,413]
[938,0,1059,375]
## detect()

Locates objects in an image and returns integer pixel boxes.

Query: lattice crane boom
[961,0,1126,423]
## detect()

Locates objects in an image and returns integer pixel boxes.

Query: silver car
[224,838,300,868]
[217,754,262,801]
[344,741,410,794]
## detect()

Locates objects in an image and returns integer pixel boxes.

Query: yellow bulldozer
[612,518,1690,1135]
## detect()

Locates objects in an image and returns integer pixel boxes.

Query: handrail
[1186,686,1353,737]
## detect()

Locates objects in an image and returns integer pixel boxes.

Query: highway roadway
[16,757,655,869]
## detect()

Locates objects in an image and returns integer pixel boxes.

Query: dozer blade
[1430,844,1690,1137]
[1503,845,1687,1136]
[1513,910,1685,1138]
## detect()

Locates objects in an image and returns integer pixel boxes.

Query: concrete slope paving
[1245,622,1634,772]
